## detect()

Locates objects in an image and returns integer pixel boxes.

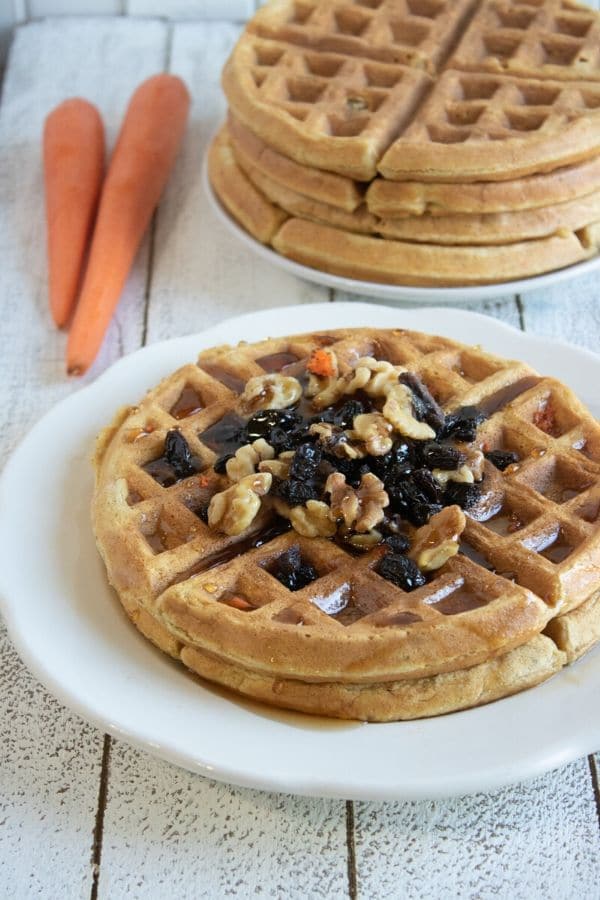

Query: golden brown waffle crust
[93,326,600,720]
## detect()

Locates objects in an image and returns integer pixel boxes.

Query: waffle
[222,30,432,179]
[229,110,600,218]
[366,154,600,217]
[223,1,600,182]
[450,0,600,83]
[378,70,600,182]
[93,327,600,720]
[235,135,600,244]
[228,112,363,212]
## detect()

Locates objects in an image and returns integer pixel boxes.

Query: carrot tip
[67,364,84,376]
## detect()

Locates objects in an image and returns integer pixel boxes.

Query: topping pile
[162,350,520,591]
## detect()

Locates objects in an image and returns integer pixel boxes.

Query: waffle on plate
[93,328,600,721]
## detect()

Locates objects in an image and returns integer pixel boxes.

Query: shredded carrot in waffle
[307,348,335,378]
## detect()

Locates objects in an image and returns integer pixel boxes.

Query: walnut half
[226,439,275,482]
[409,506,466,572]
[326,471,388,533]
[208,473,272,536]
[239,374,302,413]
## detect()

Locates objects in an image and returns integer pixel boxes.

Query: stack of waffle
[208,0,600,286]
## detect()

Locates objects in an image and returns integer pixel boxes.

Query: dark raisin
[379,514,407,537]
[383,534,410,554]
[441,406,486,442]
[245,408,301,442]
[387,478,441,526]
[274,478,322,506]
[324,454,370,487]
[164,430,196,479]
[369,442,414,480]
[195,504,209,524]
[290,442,322,479]
[310,407,337,426]
[444,481,481,510]
[213,452,233,474]
[271,546,318,591]
[398,372,445,433]
[412,468,444,504]
[485,449,519,471]
[376,553,426,591]
[419,441,463,470]
[333,399,365,429]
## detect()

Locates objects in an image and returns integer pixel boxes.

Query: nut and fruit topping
[203,351,489,583]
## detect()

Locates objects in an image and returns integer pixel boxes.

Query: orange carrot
[307,348,336,378]
[66,74,190,375]
[43,98,104,328]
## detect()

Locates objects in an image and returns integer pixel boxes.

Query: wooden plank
[354,759,600,899]
[144,21,327,347]
[520,273,600,355]
[127,0,254,18]
[0,18,166,895]
[98,740,349,898]
[29,0,121,16]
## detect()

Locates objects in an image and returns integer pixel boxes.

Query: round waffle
[223,0,600,181]
[93,327,600,720]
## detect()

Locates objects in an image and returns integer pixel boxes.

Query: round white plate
[203,159,600,304]
[1,303,599,801]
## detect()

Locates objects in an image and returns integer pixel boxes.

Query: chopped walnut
[226,439,275,482]
[272,497,336,538]
[258,450,295,479]
[432,448,484,486]
[382,383,436,440]
[309,421,363,459]
[239,373,302,413]
[349,412,393,456]
[345,357,404,397]
[345,529,383,550]
[409,506,466,572]
[306,354,405,410]
[326,472,388,533]
[208,472,272,536]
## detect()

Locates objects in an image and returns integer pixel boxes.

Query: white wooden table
[0,16,599,900]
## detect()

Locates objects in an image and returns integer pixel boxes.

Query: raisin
[245,408,301,442]
[419,441,463,470]
[271,546,318,591]
[195,504,209,524]
[213,452,233,474]
[164,430,196,479]
[412,468,444,504]
[383,534,410,554]
[333,399,365,429]
[485,449,519,471]
[398,372,445,433]
[324,454,370,487]
[274,478,322,506]
[441,406,486,442]
[387,478,441,526]
[376,553,426,591]
[290,442,322,479]
[369,442,414,481]
[444,481,481,510]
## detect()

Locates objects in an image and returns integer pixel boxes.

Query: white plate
[203,159,600,304]
[1,303,599,801]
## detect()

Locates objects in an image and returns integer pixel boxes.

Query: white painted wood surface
[0,16,598,900]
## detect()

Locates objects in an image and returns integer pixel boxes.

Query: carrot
[43,98,104,328]
[66,74,190,375]
[307,348,336,378]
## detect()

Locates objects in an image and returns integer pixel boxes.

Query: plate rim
[1,302,599,801]
[201,156,600,303]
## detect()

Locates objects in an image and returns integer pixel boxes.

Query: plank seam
[89,734,112,900]
[141,212,158,346]
[515,294,525,331]
[346,800,357,899]
[588,754,600,836]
